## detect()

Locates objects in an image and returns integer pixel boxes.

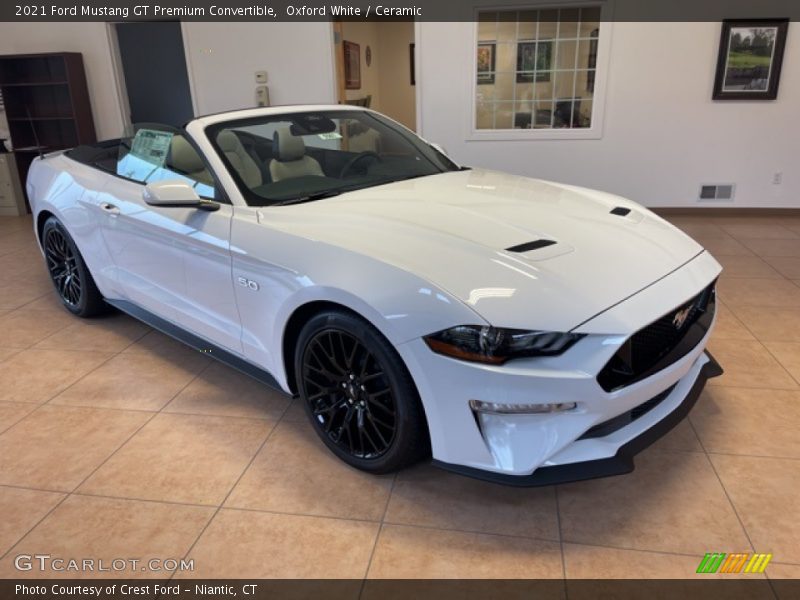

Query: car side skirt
[106,299,292,397]
[431,352,723,487]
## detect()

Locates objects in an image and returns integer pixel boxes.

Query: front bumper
[432,351,722,486]
[394,250,722,483]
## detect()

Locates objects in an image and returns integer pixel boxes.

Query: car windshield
[205,109,459,206]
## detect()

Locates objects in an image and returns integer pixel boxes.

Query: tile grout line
[358,472,398,593]
[690,417,755,550]
[715,292,800,388]
[700,298,788,598]
[554,486,569,594]
[691,417,782,600]
[0,478,567,547]
[0,318,153,437]
[0,356,214,568]
[167,398,293,581]
[688,302,766,561]
[759,341,800,388]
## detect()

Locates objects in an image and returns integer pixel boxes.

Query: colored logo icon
[696,552,772,574]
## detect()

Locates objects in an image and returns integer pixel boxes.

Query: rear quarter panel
[27,153,120,297]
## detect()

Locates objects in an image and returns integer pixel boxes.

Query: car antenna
[26,105,44,159]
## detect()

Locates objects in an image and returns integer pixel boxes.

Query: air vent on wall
[699,184,735,201]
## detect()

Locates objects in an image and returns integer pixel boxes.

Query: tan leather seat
[217,130,263,188]
[269,126,324,182]
[167,136,214,186]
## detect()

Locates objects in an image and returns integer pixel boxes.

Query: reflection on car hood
[260,169,703,331]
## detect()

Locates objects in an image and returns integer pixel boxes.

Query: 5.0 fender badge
[237,276,259,291]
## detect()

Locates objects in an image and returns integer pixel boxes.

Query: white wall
[0,22,338,140]
[418,20,800,208]
[1,19,796,208]
[182,22,336,115]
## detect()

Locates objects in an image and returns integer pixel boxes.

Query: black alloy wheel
[44,224,82,306]
[41,217,107,317]
[303,329,397,459]
[295,310,429,473]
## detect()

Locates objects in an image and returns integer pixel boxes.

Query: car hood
[261,169,703,332]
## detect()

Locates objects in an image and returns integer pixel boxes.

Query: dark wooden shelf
[0,52,96,209]
[8,116,75,121]
[0,81,69,87]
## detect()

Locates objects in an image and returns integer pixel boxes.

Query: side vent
[506,239,557,253]
[699,184,735,201]
[610,207,631,216]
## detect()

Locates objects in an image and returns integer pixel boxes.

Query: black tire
[295,310,430,473]
[41,216,107,317]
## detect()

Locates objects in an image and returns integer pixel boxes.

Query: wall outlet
[255,71,267,84]
[255,85,270,107]
[773,172,783,185]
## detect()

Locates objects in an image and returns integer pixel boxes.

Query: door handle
[100,202,120,215]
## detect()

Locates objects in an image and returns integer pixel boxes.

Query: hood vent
[610,207,631,216]
[506,239,557,253]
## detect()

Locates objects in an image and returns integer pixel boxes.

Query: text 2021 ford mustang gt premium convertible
[27,105,722,485]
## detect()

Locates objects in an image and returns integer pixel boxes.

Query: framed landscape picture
[344,40,361,90]
[713,19,789,100]
[476,42,495,85]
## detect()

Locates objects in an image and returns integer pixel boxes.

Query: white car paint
[27,105,721,481]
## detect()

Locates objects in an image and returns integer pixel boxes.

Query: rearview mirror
[143,180,219,211]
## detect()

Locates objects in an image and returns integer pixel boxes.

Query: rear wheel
[42,216,106,317]
[295,310,430,473]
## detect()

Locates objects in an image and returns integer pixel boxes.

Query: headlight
[423,325,584,365]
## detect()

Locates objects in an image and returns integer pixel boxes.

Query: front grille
[597,282,716,392]
[579,384,677,440]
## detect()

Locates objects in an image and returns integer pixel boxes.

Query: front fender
[231,210,487,392]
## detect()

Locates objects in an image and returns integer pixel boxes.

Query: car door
[98,125,243,354]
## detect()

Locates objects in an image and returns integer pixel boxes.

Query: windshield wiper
[274,189,343,206]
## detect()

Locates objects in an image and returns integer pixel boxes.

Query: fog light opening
[469,400,577,415]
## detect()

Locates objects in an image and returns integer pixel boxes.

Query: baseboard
[651,207,800,217]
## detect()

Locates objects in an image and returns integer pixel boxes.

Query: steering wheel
[339,151,382,179]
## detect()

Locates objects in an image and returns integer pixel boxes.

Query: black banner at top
[1,0,800,22]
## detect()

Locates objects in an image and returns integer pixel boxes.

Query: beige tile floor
[0,213,799,581]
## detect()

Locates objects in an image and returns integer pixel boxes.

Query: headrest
[217,130,245,154]
[168,136,205,173]
[273,126,305,162]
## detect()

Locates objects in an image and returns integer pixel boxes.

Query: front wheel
[295,310,430,473]
[41,216,107,317]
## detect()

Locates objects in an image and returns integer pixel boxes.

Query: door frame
[331,20,421,132]
[106,21,198,130]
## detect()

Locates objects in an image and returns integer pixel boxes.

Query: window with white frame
[476,6,602,131]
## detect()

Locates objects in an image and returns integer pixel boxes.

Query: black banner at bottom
[2,579,798,600]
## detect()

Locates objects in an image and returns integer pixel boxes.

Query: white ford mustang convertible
[27,105,722,484]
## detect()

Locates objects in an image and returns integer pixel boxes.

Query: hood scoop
[506,239,557,253]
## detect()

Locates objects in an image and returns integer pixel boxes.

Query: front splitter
[431,352,723,487]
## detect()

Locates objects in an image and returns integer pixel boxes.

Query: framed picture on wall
[516,40,552,83]
[713,19,789,100]
[476,42,496,85]
[344,40,361,90]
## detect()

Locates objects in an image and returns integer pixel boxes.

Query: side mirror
[143,180,219,211]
